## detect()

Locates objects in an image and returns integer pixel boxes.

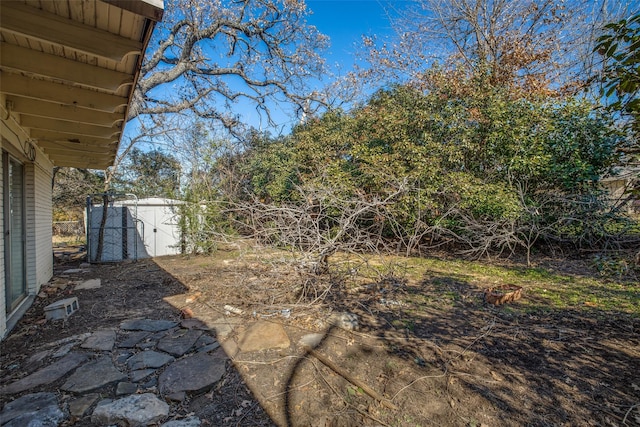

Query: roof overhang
[0,0,163,170]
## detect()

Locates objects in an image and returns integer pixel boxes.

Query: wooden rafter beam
[0,73,128,112]
[20,116,121,139]
[38,139,118,154]
[43,148,114,161]
[7,97,124,127]
[0,43,133,92]
[0,2,142,62]
[30,129,118,146]
[46,155,114,169]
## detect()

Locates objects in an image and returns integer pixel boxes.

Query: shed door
[137,204,180,257]
[3,152,26,313]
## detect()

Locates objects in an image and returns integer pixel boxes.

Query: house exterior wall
[1,113,53,339]
[33,163,54,288]
[0,153,4,336]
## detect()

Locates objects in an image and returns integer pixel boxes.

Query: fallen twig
[313,359,392,427]
[303,346,399,410]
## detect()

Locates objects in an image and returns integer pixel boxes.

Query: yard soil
[2,246,639,426]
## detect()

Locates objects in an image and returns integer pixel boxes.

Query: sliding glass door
[3,152,26,313]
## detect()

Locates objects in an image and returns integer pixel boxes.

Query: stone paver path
[0,318,235,426]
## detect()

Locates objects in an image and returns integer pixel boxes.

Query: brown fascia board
[102,0,165,22]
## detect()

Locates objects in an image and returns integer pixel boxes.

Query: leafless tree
[360,0,633,95]
[130,0,329,132]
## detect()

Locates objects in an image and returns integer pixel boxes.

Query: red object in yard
[484,285,523,306]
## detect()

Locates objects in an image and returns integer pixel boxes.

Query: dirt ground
[2,245,640,427]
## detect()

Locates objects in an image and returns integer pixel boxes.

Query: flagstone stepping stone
[25,349,51,370]
[157,329,203,357]
[137,340,157,350]
[116,351,135,364]
[161,416,202,426]
[201,316,243,339]
[165,391,186,402]
[195,334,220,353]
[194,334,216,349]
[130,368,156,382]
[0,392,66,427]
[52,342,76,358]
[159,353,226,395]
[181,318,210,330]
[120,319,178,332]
[118,331,150,348]
[91,393,169,426]
[81,329,116,351]
[62,357,127,393]
[127,350,174,371]
[237,320,291,352]
[75,278,101,290]
[116,382,138,396]
[69,393,100,417]
[0,352,88,395]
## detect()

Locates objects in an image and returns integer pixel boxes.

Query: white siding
[25,162,36,293]
[25,161,53,294]
[1,114,54,338]
[34,164,53,288]
[0,153,5,337]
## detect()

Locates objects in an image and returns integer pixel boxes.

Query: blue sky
[124,1,407,144]
[306,0,398,68]
[240,0,407,133]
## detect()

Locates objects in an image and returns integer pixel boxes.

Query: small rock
[120,319,179,332]
[91,393,169,426]
[161,417,202,427]
[137,340,157,350]
[69,393,100,417]
[52,342,75,358]
[75,278,101,290]
[51,282,68,291]
[116,382,138,396]
[81,329,116,351]
[298,333,325,348]
[79,262,92,268]
[0,353,88,395]
[61,357,126,393]
[130,369,156,382]
[159,353,226,395]
[62,268,85,274]
[329,312,359,331]
[165,391,186,402]
[237,321,290,352]
[115,351,134,364]
[118,331,151,348]
[0,392,65,426]
[127,351,174,371]
[157,329,203,357]
[141,377,158,389]
[194,334,216,349]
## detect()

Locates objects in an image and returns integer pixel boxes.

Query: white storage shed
[87,197,183,262]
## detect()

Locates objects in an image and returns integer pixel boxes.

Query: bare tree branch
[129,0,330,129]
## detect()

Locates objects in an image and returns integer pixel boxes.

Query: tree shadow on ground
[374,272,636,425]
[0,255,275,426]
[121,252,640,427]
